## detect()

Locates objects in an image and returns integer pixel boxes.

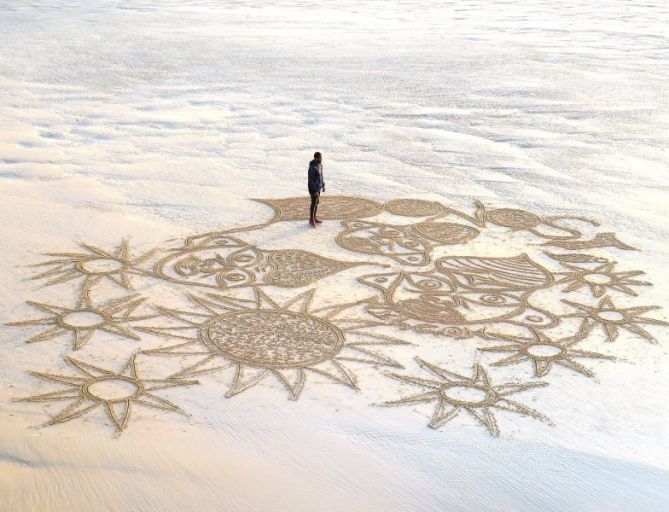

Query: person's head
[314,151,322,163]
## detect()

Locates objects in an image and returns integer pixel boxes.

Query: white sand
[1,1,668,510]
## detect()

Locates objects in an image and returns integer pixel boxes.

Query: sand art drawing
[383,198,447,218]
[19,354,197,433]
[542,232,637,251]
[562,296,668,343]
[29,239,157,301]
[472,201,600,241]
[336,220,479,265]
[7,294,152,350]
[152,234,365,289]
[256,196,385,222]
[382,358,552,436]
[359,254,559,333]
[554,261,651,297]
[8,196,667,435]
[138,288,407,399]
[479,327,615,378]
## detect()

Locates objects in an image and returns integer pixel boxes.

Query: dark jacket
[308,160,324,194]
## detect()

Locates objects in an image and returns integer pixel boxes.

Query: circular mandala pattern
[202,310,345,368]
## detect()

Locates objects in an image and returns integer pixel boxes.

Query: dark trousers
[309,191,320,220]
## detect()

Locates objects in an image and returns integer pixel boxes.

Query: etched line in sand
[381,357,552,436]
[17,354,197,433]
[562,296,668,343]
[6,294,153,350]
[29,239,157,300]
[480,327,615,378]
[554,261,651,297]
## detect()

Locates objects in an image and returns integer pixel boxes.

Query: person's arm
[321,165,325,192]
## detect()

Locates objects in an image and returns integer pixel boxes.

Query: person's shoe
[314,218,323,224]
[309,219,316,228]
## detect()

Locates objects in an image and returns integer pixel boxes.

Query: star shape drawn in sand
[7,294,153,350]
[480,327,615,378]
[30,239,156,295]
[382,357,551,436]
[562,296,668,343]
[554,261,651,297]
[18,354,197,433]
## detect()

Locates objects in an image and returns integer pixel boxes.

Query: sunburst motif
[6,294,151,350]
[480,327,614,378]
[18,354,197,432]
[382,358,551,436]
[554,261,651,297]
[563,296,668,343]
[139,287,408,400]
[30,239,156,295]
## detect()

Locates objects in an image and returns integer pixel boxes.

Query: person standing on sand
[308,151,325,227]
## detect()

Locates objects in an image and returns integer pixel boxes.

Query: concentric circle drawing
[8,196,667,435]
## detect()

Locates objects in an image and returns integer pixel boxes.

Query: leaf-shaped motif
[262,250,360,287]
[254,196,383,222]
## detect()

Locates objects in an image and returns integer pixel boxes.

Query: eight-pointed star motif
[382,358,551,436]
[554,261,651,297]
[30,239,156,294]
[139,287,407,400]
[563,296,668,343]
[18,354,197,433]
[480,327,614,378]
[6,294,153,350]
